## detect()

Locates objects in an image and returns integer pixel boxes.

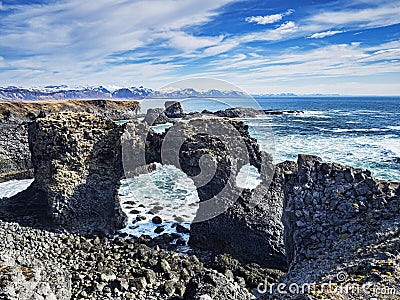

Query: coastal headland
[0,100,399,299]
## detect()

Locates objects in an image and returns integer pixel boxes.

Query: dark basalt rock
[213,107,260,118]
[164,101,184,118]
[189,161,296,271]
[272,154,400,298]
[0,120,32,182]
[27,112,127,235]
[143,108,170,125]
[124,116,287,269]
[184,269,253,300]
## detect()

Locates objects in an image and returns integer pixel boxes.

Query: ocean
[1,96,399,240]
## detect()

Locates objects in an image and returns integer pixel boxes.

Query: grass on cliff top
[0,99,140,117]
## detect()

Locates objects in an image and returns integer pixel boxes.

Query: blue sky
[0,0,399,95]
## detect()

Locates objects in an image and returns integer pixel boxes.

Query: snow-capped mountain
[0,85,246,101]
[152,88,247,98]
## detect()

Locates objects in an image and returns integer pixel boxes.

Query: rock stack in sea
[28,112,127,235]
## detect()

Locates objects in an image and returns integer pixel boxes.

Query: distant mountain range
[0,85,248,101]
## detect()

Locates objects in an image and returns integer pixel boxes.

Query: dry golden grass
[0,99,140,117]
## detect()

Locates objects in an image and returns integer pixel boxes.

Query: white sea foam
[267,134,400,181]
[318,128,391,133]
[0,179,33,198]
[151,123,173,133]
[118,163,199,240]
[300,111,332,118]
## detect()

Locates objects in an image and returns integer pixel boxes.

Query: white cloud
[0,0,236,86]
[308,4,400,28]
[275,21,298,33]
[308,30,344,39]
[246,14,283,25]
[0,56,5,68]
[165,32,224,52]
[205,41,400,91]
[239,21,298,42]
[245,9,293,25]
[203,41,239,56]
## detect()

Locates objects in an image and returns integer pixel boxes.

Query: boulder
[0,252,71,300]
[213,107,260,118]
[143,108,170,125]
[164,101,184,118]
[184,269,254,300]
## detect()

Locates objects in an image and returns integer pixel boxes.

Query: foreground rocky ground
[0,219,284,300]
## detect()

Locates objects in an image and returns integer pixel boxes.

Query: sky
[0,0,399,95]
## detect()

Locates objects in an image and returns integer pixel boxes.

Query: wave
[300,111,332,118]
[387,126,400,131]
[317,127,391,133]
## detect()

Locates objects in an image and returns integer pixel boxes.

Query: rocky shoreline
[1,101,399,299]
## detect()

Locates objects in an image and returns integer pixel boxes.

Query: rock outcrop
[276,154,400,298]
[212,107,260,118]
[143,108,170,126]
[0,100,141,182]
[27,112,126,234]
[122,116,288,269]
[164,101,184,118]
[188,161,295,270]
[0,120,32,182]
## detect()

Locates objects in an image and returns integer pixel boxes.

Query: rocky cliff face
[188,161,294,270]
[0,120,32,182]
[28,112,126,234]
[0,100,140,182]
[276,154,400,297]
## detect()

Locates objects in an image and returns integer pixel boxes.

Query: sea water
[1,96,399,239]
